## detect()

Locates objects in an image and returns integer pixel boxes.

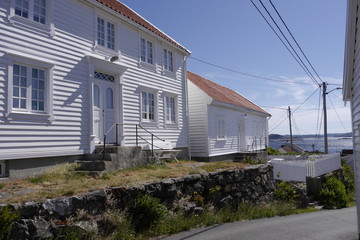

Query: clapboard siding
[188,75,269,158]
[188,80,210,156]
[0,0,189,162]
[207,105,268,157]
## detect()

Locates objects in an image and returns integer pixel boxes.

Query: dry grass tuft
[0,160,247,204]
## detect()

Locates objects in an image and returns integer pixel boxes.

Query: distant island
[269,132,352,140]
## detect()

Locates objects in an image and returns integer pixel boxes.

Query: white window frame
[164,94,178,125]
[140,37,154,65]
[96,16,115,50]
[163,48,174,72]
[6,52,54,121]
[216,116,226,140]
[139,87,158,124]
[9,0,55,36]
[0,161,5,178]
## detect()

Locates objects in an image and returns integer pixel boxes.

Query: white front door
[93,80,116,144]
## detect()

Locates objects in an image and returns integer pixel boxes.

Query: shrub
[268,147,281,155]
[274,181,298,203]
[130,194,167,233]
[0,205,20,240]
[319,177,348,209]
[341,159,355,194]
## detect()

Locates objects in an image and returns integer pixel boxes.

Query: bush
[274,181,298,203]
[268,147,281,155]
[130,194,167,232]
[0,206,20,240]
[341,159,355,194]
[319,177,348,209]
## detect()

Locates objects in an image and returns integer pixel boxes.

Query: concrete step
[94,145,118,154]
[76,160,106,171]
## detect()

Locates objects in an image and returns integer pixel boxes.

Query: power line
[268,0,324,84]
[328,94,350,134]
[269,86,321,133]
[254,0,320,86]
[189,56,312,85]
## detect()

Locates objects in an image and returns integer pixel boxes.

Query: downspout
[183,55,191,160]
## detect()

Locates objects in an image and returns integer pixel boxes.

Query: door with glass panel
[93,72,116,144]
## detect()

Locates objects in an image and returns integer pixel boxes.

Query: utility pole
[322,82,328,154]
[288,106,293,151]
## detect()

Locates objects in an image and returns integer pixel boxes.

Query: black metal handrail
[136,124,165,156]
[99,123,119,160]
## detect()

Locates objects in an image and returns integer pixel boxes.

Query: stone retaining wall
[3,164,275,239]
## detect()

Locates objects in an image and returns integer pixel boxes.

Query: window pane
[33,0,46,24]
[13,87,19,97]
[21,77,27,87]
[141,38,146,62]
[169,51,173,72]
[93,85,100,107]
[21,88,27,97]
[106,88,113,109]
[39,91,44,100]
[20,99,26,109]
[15,0,29,18]
[164,50,168,70]
[147,41,153,64]
[31,67,46,111]
[39,101,44,111]
[107,22,115,50]
[97,17,105,46]
[13,98,19,108]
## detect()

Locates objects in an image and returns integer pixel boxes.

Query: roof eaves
[95,0,191,55]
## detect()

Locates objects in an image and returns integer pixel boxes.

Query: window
[164,49,173,72]
[93,85,100,107]
[141,91,155,121]
[15,0,46,25]
[165,96,176,123]
[97,17,115,50]
[12,63,46,112]
[140,38,153,64]
[216,117,225,139]
[106,88,113,109]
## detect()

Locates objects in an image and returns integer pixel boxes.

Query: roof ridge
[187,71,270,116]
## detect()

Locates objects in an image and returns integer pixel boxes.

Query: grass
[0,160,248,204]
[83,201,318,240]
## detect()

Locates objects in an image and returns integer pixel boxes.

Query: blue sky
[120,0,349,135]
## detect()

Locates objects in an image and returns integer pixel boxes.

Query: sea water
[269,137,353,153]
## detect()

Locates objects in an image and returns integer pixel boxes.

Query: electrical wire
[328,94,350,134]
[268,0,324,84]
[252,0,320,86]
[269,87,320,133]
[189,56,311,85]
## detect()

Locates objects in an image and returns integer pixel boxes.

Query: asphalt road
[161,206,358,240]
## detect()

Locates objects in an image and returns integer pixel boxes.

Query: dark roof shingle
[188,71,270,116]
[95,0,190,53]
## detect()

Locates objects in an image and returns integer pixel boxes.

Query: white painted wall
[187,80,211,157]
[0,0,189,162]
[188,80,269,158]
[208,103,268,157]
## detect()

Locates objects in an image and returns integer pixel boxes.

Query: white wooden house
[0,0,190,178]
[343,0,360,237]
[187,71,271,161]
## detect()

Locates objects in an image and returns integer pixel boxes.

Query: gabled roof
[95,0,190,54]
[187,71,270,116]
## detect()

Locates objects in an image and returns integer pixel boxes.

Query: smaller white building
[187,72,271,161]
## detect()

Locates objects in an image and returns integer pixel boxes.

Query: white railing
[270,153,341,182]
